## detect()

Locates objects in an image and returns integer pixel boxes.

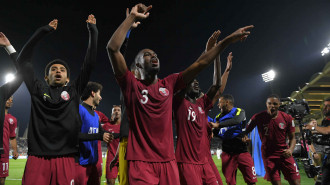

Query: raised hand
[127,8,140,29]
[130,3,152,20]
[225,52,233,72]
[0,32,11,47]
[227,25,254,43]
[86,14,96,24]
[49,19,58,30]
[206,30,221,52]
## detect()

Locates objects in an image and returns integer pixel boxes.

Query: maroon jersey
[2,114,17,158]
[246,111,295,157]
[103,122,121,163]
[116,70,185,162]
[174,94,213,164]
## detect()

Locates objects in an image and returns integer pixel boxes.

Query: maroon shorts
[0,157,9,178]
[129,160,180,185]
[106,161,118,179]
[75,162,100,185]
[208,156,223,185]
[22,155,75,185]
[263,156,300,181]
[96,155,103,177]
[221,152,257,185]
[178,162,218,185]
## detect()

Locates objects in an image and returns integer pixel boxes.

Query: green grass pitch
[6,156,315,184]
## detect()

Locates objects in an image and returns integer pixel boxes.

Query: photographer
[304,98,330,185]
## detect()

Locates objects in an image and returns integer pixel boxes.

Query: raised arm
[107,3,152,77]
[74,15,99,95]
[204,31,222,102]
[17,20,57,66]
[212,52,233,104]
[181,25,253,85]
[0,32,23,100]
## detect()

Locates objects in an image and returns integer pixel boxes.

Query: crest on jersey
[279,122,285,129]
[61,91,70,101]
[198,106,204,114]
[8,118,14,124]
[159,87,169,96]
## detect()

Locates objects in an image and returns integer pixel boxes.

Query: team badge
[159,87,169,96]
[279,122,285,129]
[198,106,204,114]
[9,118,14,124]
[61,91,70,101]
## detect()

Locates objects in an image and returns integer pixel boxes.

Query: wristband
[5,45,16,54]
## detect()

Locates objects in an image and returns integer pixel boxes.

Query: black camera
[279,98,310,120]
[305,129,330,146]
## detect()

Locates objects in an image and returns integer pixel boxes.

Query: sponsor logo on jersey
[159,87,169,96]
[279,122,285,129]
[43,93,51,101]
[61,91,70,101]
[8,118,14,124]
[198,106,204,114]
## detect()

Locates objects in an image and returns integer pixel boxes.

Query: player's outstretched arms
[204,31,222,102]
[182,25,253,85]
[107,3,151,77]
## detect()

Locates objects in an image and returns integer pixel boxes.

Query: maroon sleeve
[9,117,17,138]
[246,114,258,134]
[286,114,295,133]
[165,72,186,93]
[202,94,213,112]
[115,69,135,94]
[95,110,110,124]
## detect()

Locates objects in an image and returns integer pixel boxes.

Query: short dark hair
[324,97,330,102]
[267,94,280,101]
[81,82,103,101]
[220,94,234,105]
[45,59,71,79]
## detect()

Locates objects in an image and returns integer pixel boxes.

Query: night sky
[1,1,330,136]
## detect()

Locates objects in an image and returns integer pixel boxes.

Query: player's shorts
[75,162,100,185]
[129,160,180,185]
[221,151,257,185]
[263,156,301,181]
[177,162,218,185]
[0,157,9,178]
[208,155,223,185]
[106,161,118,179]
[96,154,103,177]
[119,137,129,185]
[22,155,75,185]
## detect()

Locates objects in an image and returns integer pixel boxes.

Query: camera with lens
[279,98,310,120]
[305,129,330,147]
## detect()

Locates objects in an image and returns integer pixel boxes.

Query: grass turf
[6,156,315,185]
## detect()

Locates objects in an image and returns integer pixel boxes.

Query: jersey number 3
[140,90,149,104]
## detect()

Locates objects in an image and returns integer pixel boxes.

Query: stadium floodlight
[5,73,15,83]
[321,42,330,56]
[262,70,276,82]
